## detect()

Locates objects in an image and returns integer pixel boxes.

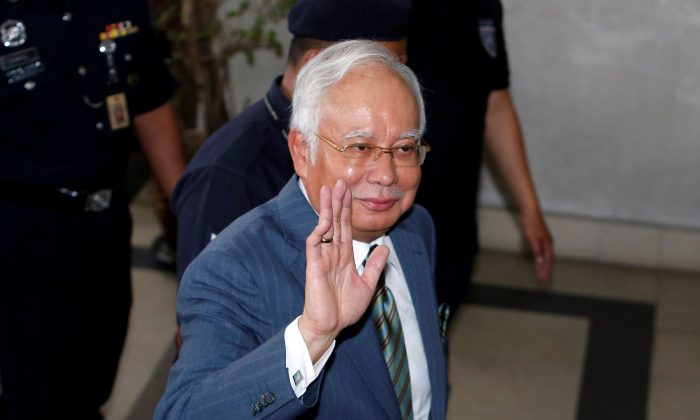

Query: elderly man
[173,0,411,278]
[156,40,447,419]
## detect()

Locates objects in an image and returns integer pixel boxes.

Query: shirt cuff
[284,316,335,398]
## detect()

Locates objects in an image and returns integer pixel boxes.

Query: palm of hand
[302,180,388,339]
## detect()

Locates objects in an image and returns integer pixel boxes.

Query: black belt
[0,182,113,213]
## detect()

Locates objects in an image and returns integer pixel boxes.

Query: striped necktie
[365,245,413,420]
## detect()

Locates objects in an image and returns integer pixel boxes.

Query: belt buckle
[84,189,112,212]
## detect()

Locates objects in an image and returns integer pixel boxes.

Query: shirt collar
[298,179,313,212]
[353,236,400,273]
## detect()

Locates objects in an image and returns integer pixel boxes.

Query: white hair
[290,39,425,160]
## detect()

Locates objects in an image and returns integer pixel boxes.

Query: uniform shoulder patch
[478,18,498,59]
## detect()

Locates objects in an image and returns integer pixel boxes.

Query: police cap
[287,0,411,41]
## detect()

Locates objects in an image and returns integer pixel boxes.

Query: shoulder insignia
[478,18,498,59]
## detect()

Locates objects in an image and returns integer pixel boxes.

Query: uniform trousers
[0,194,132,420]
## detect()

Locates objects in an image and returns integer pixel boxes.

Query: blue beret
[288,0,411,41]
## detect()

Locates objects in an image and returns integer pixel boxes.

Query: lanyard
[263,93,288,140]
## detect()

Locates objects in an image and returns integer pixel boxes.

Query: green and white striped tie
[365,245,413,420]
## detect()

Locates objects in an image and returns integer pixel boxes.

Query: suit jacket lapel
[390,222,447,420]
[274,177,318,291]
[339,315,403,419]
[276,176,318,256]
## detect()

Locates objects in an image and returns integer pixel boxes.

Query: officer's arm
[133,102,187,198]
[484,88,554,281]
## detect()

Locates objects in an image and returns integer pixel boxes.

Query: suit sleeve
[155,247,319,419]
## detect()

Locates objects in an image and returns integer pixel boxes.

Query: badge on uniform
[478,19,498,59]
[106,92,130,130]
[1,19,45,86]
[1,46,44,84]
[99,20,139,41]
[1,19,27,48]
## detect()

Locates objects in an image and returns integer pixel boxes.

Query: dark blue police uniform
[408,0,510,312]
[172,77,293,278]
[0,1,177,418]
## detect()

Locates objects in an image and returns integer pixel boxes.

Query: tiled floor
[102,190,700,419]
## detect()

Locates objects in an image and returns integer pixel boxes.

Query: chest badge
[478,19,498,59]
[1,19,27,48]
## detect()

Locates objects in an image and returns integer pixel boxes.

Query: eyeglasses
[315,133,431,167]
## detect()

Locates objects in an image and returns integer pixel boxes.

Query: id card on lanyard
[99,20,139,131]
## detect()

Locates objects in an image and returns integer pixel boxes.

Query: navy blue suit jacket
[156,177,448,419]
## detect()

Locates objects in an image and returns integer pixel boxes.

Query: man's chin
[352,219,397,241]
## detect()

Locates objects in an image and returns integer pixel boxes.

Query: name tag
[1,47,44,84]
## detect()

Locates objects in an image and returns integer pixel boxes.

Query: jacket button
[262,392,276,404]
[249,400,261,416]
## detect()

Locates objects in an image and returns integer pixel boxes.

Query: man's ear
[288,128,310,178]
[301,48,321,66]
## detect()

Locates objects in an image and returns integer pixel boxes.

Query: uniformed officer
[0,1,185,418]
[173,0,412,278]
[407,0,555,322]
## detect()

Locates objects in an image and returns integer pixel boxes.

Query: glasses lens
[343,145,375,165]
[342,144,423,166]
[393,143,420,166]
[317,133,427,167]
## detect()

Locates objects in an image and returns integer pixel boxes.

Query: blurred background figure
[172,0,411,278]
[0,1,185,418]
[407,0,555,322]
